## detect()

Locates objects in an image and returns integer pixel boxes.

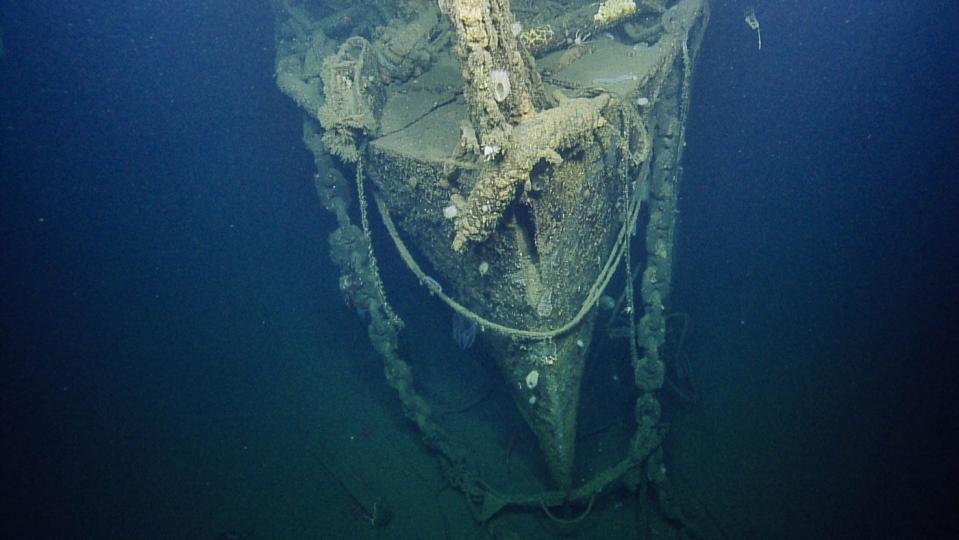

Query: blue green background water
[2,1,957,537]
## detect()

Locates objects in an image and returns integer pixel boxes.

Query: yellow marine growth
[593,0,638,27]
[518,25,554,54]
[452,94,610,252]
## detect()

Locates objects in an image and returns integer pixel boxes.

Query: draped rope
[371,116,650,341]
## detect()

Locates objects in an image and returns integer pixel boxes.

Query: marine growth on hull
[274,0,709,531]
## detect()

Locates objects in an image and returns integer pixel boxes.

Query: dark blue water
[2,1,957,538]
[672,2,959,537]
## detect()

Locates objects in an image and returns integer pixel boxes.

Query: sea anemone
[490,69,511,103]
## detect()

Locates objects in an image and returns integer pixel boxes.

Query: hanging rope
[357,151,660,521]
[371,114,650,341]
